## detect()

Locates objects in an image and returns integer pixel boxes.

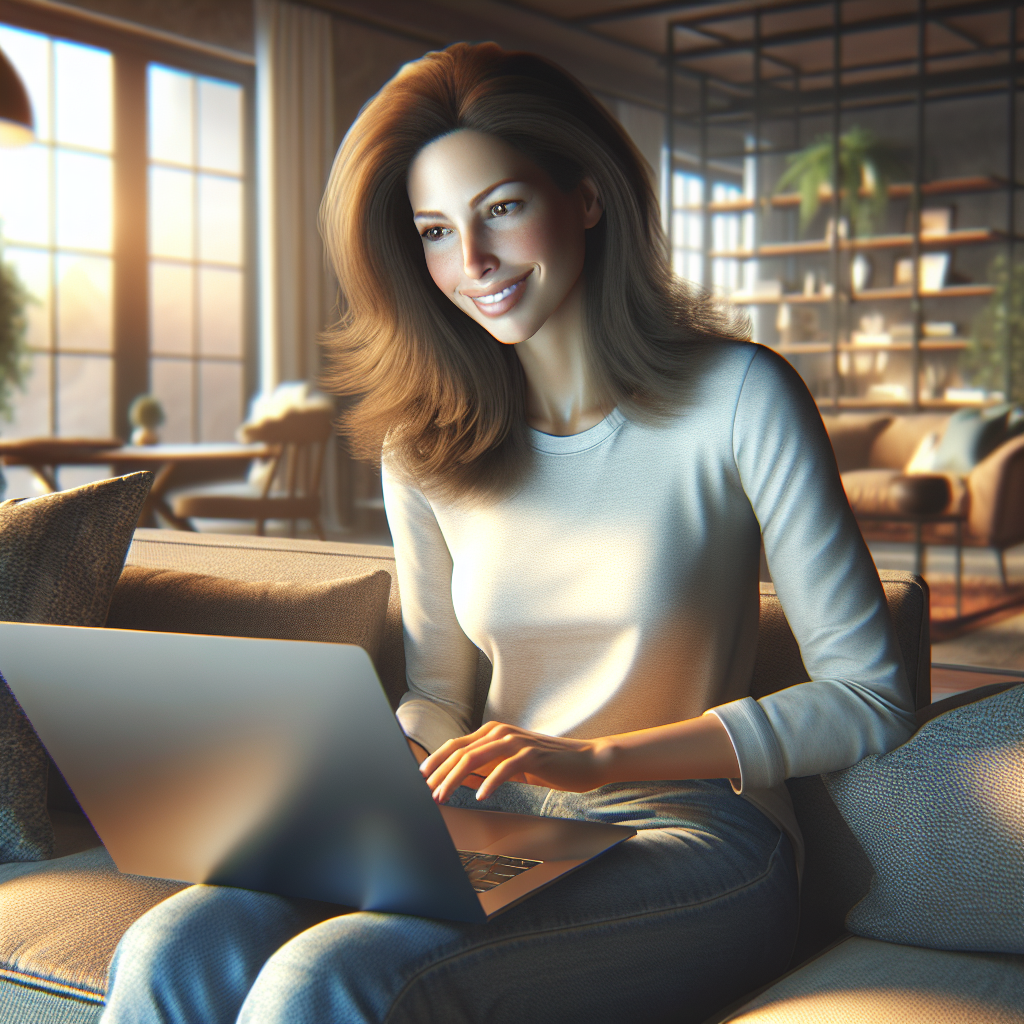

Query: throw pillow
[932,404,1011,475]
[106,565,392,666]
[0,472,154,863]
[823,684,1024,954]
[904,431,941,474]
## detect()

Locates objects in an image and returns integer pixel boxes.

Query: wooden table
[0,438,272,529]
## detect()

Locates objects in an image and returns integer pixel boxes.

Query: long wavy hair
[320,42,746,501]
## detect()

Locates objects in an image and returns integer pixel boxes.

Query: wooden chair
[170,406,334,539]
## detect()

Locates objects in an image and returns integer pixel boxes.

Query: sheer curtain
[255,0,335,393]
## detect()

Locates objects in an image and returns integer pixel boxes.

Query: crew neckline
[528,408,626,454]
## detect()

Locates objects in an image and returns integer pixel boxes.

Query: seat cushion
[840,469,960,517]
[823,685,1024,955]
[0,846,185,1003]
[106,565,392,667]
[0,473,153,863]
[722,935,1024,1023]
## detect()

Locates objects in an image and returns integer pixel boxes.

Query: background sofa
[822,407,1024,584]
[0,528,1020,1023]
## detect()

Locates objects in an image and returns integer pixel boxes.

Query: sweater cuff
[706,697,786,793]
[396,695,467,755]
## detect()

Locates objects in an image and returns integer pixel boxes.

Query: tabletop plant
[128,393,165,445]
[775,125,904,237]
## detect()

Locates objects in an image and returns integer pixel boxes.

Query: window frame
[0,0,256,441]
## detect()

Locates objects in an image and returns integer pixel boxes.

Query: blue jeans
[100,779,797,1024]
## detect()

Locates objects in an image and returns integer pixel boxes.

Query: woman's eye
[490,201,520,218]
[421,226,452,242]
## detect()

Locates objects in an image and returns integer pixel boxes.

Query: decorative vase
[131,426,160,446]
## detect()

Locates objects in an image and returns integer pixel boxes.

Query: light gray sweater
[385,340,916,867]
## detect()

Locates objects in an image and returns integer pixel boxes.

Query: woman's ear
[580,175,603,229]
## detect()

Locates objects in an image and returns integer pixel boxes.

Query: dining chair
[170,404,334,539]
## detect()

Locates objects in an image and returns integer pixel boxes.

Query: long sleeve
[382,460,480,753]
[710,346,917,792]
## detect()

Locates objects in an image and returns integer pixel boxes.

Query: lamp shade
[0,44,34,146]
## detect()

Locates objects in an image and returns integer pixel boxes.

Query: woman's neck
[514,277,610,436]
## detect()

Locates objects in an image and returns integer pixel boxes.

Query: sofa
[1,527,1021,1023]
[822,407,1024,584]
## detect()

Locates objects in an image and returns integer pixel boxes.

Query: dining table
[0,437,273,529]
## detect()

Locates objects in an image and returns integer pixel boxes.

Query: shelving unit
[665,0,1022,410]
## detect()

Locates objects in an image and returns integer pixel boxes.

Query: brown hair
[320,42,746,500]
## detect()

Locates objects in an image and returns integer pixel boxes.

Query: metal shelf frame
[665,0,1023,409]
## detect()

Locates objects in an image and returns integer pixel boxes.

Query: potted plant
[128,394,165,445]
[965,253,1024,404]
[0,248,30,498]
[775,125,903,238]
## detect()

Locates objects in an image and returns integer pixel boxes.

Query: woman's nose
[461,227,497,280]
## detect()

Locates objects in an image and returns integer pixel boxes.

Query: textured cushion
[820,414,892,472]
[723,935,1024,1023]
[0,473,153,863]
[868,414,950,470]
[106,564,392,666]
[822,685,1024,954]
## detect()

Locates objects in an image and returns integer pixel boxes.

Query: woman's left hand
[419,722,610,804]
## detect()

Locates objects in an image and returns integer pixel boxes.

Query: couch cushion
[0,474,153,863]
[720,935,1024,1023]
[106,565,392,667]
[840,469,963,518]
[820,414,893,472]
[0,847,184,1004]
[868,414,950,470]
[822,685,1024,954]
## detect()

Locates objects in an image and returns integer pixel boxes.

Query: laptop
[0,622,635,923]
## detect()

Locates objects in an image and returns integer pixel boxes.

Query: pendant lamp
[0,44,34,146]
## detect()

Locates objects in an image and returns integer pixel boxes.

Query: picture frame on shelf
[894,252,950,292]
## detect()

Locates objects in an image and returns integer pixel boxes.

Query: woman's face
[407,130,601,347]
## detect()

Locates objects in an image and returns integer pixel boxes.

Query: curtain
[255,0,335,393]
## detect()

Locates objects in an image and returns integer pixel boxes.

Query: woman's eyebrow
[413,178,526,221]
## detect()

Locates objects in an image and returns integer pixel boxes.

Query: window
[0,27,114,439]
[0,13,253,461]
[148,65,245,443]
[668,169,745,297]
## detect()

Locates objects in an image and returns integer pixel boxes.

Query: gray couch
[0,529,1019,1023]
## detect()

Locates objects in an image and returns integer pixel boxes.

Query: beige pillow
[905,431,941,474]
[106,565,392,667]
[0,473,154,862]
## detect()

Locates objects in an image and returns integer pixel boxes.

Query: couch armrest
[965,433,1024,548]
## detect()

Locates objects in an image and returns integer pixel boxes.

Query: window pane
[198,78,242,175]
[151,357,194,442]
[56,150,112,252]
[149,65,194,166]
[0,25,50,141]
[56,353,111,435]
[198,267,242,357]
[4,352,51,437]
[199,360,242,441]
[198,175,242,265]
[0,144,49,245]
[151,262,193,355]
[54,40,112,152]
[150,166,195,259]
[6,248,50,350]
[56,253,112,351]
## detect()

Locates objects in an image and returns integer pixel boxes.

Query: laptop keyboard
[458,851,542,893]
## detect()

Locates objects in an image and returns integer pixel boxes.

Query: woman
[101,43,914,1024]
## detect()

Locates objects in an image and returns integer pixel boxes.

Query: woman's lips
[465,271,531,317]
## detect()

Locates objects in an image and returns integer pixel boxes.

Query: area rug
[926,576,1024,641]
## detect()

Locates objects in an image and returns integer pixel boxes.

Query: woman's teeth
[475,281,520,305]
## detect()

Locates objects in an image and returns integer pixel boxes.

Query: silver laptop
[0,622,634,923]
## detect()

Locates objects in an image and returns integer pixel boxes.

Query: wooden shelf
[776,340,969,355]
[709,228,1011,260]
[728,284,994,304]
[830,396,992,410]
[693,176,1010,214]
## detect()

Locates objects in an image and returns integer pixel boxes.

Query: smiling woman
[98,42,918,1024]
